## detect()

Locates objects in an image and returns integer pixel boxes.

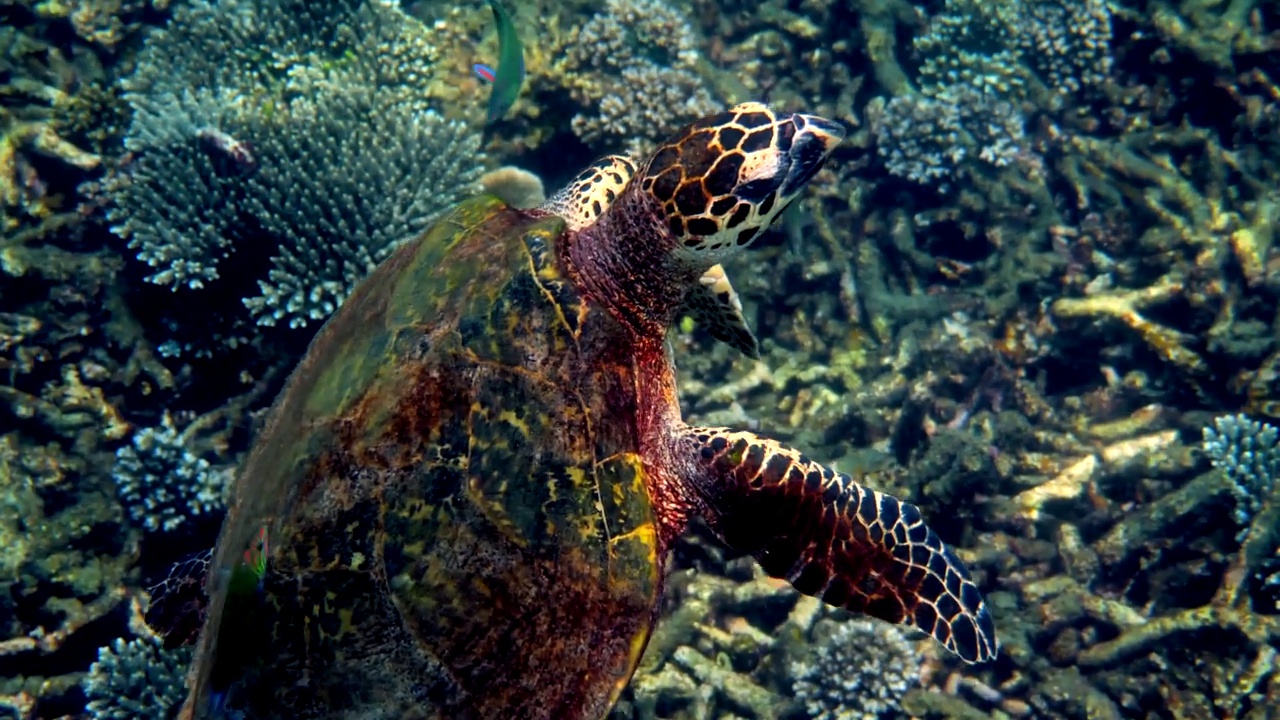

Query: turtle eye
[735,174,785,203]
[780,127,836,197]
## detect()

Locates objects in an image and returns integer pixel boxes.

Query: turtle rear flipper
[681,427,998,664]
[680,264,759,359]
[145,549,214,650]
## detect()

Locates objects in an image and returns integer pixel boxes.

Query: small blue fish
[474,63,496,83]
[483,0,524,124]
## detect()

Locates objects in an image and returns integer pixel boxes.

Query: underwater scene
[2,0,1280,718]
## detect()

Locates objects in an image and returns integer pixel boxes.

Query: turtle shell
[186,195,661,719]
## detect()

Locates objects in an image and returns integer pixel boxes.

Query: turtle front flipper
[681,427,998,664]
[679,264,759,358]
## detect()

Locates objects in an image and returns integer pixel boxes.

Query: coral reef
[3,0,1280,716]
[609,562,804,719]
[550,0,722,156]
[869,0,1114,186]
[1015,0,1113,97]
[789,617,921,720]
[0,201,147,717]
[109,0,485,330]
[871,86,1026,187]
[0,22,104,227]
[1204,413,1280,537]
[82,634,192,720]
[31,0,166,50]
[112,413,229,532]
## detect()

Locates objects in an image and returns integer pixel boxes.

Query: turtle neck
[559,189,704,339]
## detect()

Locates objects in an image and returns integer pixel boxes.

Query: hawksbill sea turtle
[146,102,997,720]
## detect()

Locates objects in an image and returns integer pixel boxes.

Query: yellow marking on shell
[567,465,593,490]
[498,408,529,436]
[597,453,659,584]
[535,262,561,284]
[517,228,582,346]
[607,522,656,556]
[338,607,358,635]
[604,520,658,709]
[464,401,529,549]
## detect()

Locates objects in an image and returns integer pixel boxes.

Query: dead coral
[0,23,104,226]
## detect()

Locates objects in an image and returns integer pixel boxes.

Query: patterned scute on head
[637,102,845,261]
[543,155,638,232]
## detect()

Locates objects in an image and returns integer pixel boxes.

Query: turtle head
[637,102,844,264]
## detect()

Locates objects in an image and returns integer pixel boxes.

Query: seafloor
[1,0,1279,718]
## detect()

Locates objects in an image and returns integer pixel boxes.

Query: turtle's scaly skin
[175,103,995,720]
[549,153,759,357]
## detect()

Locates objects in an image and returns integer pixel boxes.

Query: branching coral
[32,0,164,49]
[112,413,229,532]
[108,0,485,331]
[1145,0,1274,70]
[994,412,1280,717]
[1204,414,1280,540]
[870,0,1113,186]
[82,635,192,720]
[1015,0,1113,97]
[0,24,103,225]
[789,617,921,720]
[913,0,1113,102]
[237,98,479,327]
[1068,419,1280,714]
[871,86,1026,187]
[553,0,721,155]
[912,0,1029,100]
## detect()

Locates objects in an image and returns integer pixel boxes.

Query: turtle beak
[780,114,845,197]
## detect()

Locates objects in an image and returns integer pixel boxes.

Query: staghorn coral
[112,413,229,532]
[108,0,484,331]
[0,433,136,717]
[788,617,921,720]
[82,635,192,720]
[31,0,164,49]
[555,0,721,155]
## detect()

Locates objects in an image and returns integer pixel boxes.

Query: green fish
[485,0,524,123]
[206,525,271,716]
